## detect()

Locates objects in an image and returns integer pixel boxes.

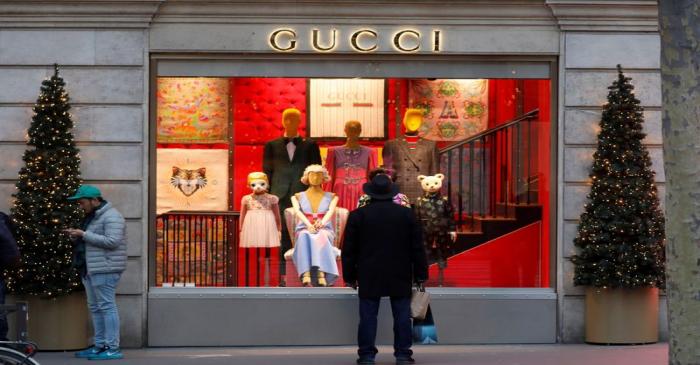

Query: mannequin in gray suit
[382,109,439,204]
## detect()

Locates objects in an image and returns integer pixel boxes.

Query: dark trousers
[358,296,412,360]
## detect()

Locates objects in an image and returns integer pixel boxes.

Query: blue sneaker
[75,346,105,358]
[88,347,124,360]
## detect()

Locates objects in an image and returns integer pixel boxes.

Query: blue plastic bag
[412,305,438,344]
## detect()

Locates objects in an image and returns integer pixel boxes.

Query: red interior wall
[230,78,407,210]
[428,222,542,287]
[230,78,307,211]
[486,80,518,207]
[523,79,551,287]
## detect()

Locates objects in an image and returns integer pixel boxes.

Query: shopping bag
[412,305,438,344]
[410,287,430,320]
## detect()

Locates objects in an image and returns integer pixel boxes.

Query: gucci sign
[268,28,442,53]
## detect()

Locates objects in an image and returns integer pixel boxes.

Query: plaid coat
[382,137,440,204]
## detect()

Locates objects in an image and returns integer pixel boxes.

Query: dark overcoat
[342,200,428,299]
[0,212,19,269]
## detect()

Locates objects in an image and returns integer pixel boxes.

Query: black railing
[156,211,239,287]
[439,109,540,231]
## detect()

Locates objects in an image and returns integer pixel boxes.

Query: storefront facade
[0,1,664,347]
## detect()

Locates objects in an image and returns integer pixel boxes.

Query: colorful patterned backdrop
[157,78,229,143]
[409,79,489,141]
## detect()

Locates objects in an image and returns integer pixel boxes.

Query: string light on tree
[571,65,665,289]
[4,64,83,298]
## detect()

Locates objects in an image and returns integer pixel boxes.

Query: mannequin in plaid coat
[382,109,440,204]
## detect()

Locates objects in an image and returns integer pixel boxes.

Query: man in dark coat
[263,108,321,285]
[0,212,20,341]
[342,174,428,365]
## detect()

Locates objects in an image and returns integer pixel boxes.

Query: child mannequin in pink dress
[325,121,378,210]
[239,172,282,286]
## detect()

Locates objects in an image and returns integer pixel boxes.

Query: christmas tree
[5,64,83,298]
[571,65,665,289]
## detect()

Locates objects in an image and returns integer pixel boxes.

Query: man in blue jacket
[64,185,127,360]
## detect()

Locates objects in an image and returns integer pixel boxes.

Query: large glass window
[153,76,551,288]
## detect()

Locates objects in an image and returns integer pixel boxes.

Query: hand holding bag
[410,284,430,320]
[412,305,438,344]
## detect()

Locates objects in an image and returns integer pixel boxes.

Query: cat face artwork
[170,167,208,197]
[157,149,228,214]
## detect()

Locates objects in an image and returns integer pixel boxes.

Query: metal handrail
[438,108,541,231]
[439,109,539,154]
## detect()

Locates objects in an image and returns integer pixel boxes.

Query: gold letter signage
[269,29,297,51]
[393,30,420,52]
[350,29,378,52]
[268,28,442,53]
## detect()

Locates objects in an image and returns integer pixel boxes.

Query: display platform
[147,288,556,346]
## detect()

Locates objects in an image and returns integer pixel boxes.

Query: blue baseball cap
[67,185,102,200]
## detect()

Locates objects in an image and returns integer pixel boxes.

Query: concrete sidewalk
[35,343,668,365]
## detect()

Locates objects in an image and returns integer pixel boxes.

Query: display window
[153,76,551,288]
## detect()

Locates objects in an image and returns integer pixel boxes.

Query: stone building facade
[0,1,664,346]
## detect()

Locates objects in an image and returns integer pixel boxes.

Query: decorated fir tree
[5,64,83,298]
[571,65,665,289]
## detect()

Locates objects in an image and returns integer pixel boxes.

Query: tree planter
[26,292,90,350]
[585,287,658,344]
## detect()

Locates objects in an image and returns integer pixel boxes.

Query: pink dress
[325,146,378,210]
[239,193,282,248]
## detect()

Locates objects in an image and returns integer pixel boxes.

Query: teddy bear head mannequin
[417,173,445,194]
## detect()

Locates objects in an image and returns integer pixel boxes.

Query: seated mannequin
[289,164,340,287]
[284,208,348,251]
[263,107,322,286]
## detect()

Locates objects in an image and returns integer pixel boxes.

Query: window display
[154,76,552,289]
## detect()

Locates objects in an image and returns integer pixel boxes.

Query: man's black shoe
[357,358,375,365]
[396,357,416,365]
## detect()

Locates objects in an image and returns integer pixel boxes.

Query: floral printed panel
[157,78,229,143]
[409,79,488,141]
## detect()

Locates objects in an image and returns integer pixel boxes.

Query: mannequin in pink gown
[325,121,378,210]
